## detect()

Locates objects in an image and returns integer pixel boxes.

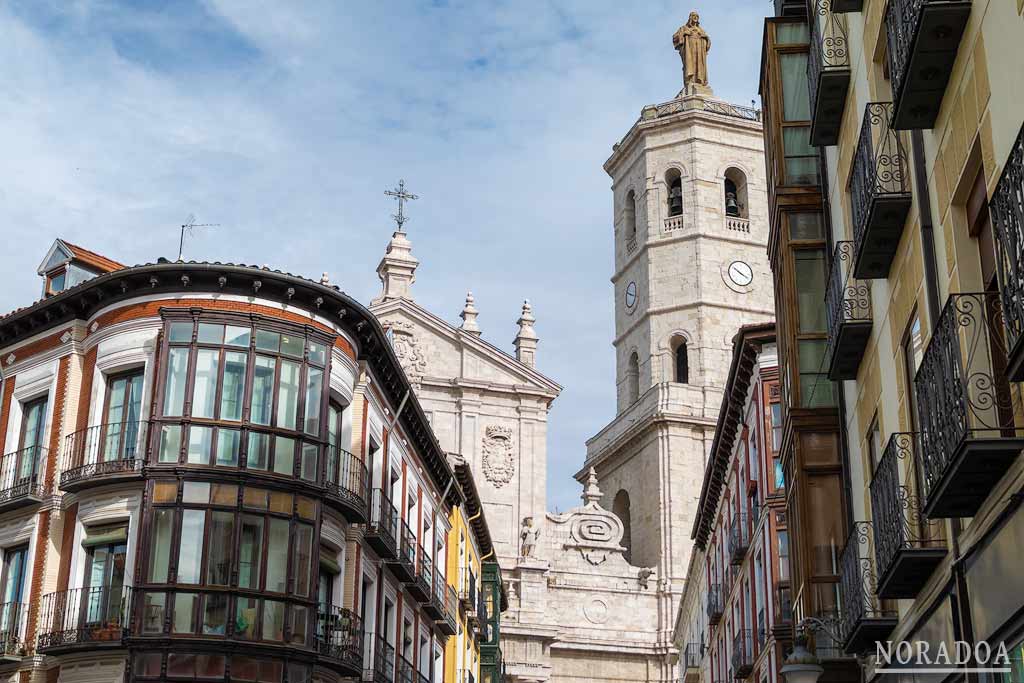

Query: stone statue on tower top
[673,10,712,95]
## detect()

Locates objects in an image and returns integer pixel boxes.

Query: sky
[0,0,769,513]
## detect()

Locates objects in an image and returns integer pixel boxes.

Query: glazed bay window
[139,479,319,646]
[156,317,331,483]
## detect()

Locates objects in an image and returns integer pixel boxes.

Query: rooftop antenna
[178,213,219,262]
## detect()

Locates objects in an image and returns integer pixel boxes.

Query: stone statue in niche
[520,516,540,558]
[673,11,712,93]
[482,425,515,488]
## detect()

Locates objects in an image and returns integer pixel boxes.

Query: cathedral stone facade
[369,21,774,682]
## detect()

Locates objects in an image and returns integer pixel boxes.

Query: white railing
[664,215,684,232]
[726,217,750,233]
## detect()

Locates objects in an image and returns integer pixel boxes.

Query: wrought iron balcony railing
[757,608,767,647]
[366,489,400,560]
[323,445,368,523]
[373,635,397,683]
[837,522,897,654]
[991,121,1024,382]
[37,585,132,652]
[810,610,846,659]
[731,629,754,678]
[826,241,873,380]
[914,292,1024,518]
[396,655,416,683]
[0,601,28,657]
[409,545,433,603]
[729,513,751,564]
[436,584,457,637]
[316,604,363,673]
[808,0,851,146]
[869,433,947,598]
[850,102,913,279]
[706,584,724,625]
[886,0,972,129]
[60,421,148,492]
[774,586,793,626]
[0,445,46,512]
[385,520,417,583]
[682,642,702,670]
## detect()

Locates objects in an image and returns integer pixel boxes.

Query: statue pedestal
[683,83,714,97]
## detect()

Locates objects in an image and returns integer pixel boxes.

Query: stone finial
[582,467,602,505]
[372,230,419,305]
[460,291,481,336]
[514,299,539,368]
[320,272,330,285]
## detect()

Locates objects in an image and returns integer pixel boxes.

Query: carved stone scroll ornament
[482,425,515,488]
[383,320,427,388]
[550,468,628,566]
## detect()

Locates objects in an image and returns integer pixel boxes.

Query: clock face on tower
[727,261,754,287]
[624,281,637,310]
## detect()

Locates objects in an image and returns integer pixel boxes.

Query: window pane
[163,348,189,417]
[196,654,225,676]
[207,511,234,585]
[300,444,318,482]
[799,340,837,407]
[277,360,300,430]
[776,22,808,43]
[225,325,251,348]
[191,349,219,419]
[142,593,166,634]
[783,127,819,185]
[168,653,196,677]
[263,600,286,641]
[290,604,309,645]
[243,488,269,510]
[248,433,269,471]
[281,334,304,358]
[304,367,323,435]
[269,491,292,515]
[168,322,192,344]
[158,425,181,463]
[217,428,240,467]
[255,330,280,352]
[795,249,827,333]
[273,436,294,476]
[235,598,259,639]
[221,352,248,421]
[233,656,258,681]
[173,592,198,633]
[177,510,205,584]
[265,519,289,593]
[135,652,162,675]
[153,481,177,503]
[788,212,824,241]
[202,594,229,635]
[293,524,313,598]
[197,323,224,345]
[182,481,210,504]
[308,341,326,366]
[239,516,264,589]
[779,53,810,120]
[251,357,276,426]
[148,510,174,582]
[297,496,316,520]
[211,484,237,506]
[187,426,213,465]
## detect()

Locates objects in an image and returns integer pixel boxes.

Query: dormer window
[45,268,67,297]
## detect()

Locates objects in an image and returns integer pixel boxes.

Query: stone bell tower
[580,11,775,656]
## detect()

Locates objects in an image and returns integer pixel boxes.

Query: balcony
[373,635,396,683]
[408,545,433,603]
[869,433,947,598]
[726,217,750,234]
[316,604,363,675]
[682,642,702,682]
[365,489,400,559]
[323,445,368,523]
[425,570,445,620]
[0,602,28,659]
[37,585,132,654]
[0,446,45,514]
[396,655,416,683]
[59,421,147,492]
[826,241,873,380]
[729,514,751,565]
[385,520,417,583]
[850,102,913,279]
[665,215,684,232]
[991,122,1024,382]
[915,292,1024,517]
[459,567,478,609]
[809,0,851,146]
[886,0,971,130]
[731,629,753,679]
[706,584,724,625]
[837,523,897,654]
[436,584,458,637]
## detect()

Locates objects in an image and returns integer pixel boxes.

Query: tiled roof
[61,240,126,273]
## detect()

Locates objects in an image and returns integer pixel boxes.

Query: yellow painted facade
[445,503,482,683]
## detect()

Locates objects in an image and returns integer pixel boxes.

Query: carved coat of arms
[384,320,427,388]
[482,425,515,488]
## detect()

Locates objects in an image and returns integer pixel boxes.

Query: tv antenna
[178,214,219,262]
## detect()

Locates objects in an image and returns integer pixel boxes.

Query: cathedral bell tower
[583,10,775,657]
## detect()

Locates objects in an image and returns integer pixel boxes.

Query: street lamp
[780,617,842,683]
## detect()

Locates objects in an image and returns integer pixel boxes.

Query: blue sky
[0,0,769,512]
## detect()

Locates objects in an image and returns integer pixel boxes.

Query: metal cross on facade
[384,179,419,232]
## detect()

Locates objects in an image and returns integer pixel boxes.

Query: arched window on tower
[724,167,749,219]
[624,190,637,243]
[674,340,689,384]
[666,169,683,217]
[626,352,640,404]
[612,490,632,564]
